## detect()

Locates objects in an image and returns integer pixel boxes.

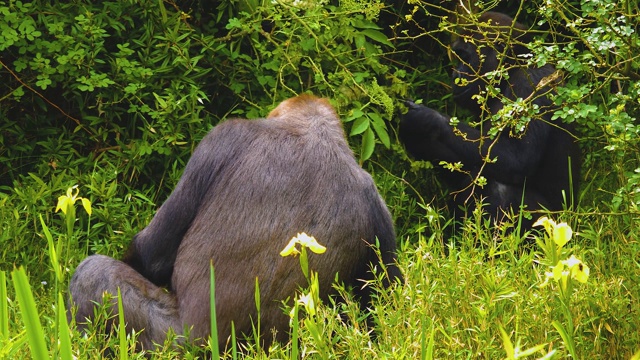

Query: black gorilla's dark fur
[400,12,581,231]
[69,94,402,350]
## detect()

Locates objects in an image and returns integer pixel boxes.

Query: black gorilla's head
[450,12,533,113]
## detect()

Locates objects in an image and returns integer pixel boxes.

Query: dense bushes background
[0,0,639,358]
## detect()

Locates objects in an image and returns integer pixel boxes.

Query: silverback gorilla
[69,94,402,350]
[399,12,581,231]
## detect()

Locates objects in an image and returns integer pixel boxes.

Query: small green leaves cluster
[536,0,640,212]
[0,0,407,200]
[1,0,212,189]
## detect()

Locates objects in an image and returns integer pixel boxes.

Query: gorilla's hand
[401,100,449,136]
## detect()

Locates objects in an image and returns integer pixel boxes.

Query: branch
[0,59,92,135]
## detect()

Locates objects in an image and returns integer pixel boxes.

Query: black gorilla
[400,12,581,232]
[69,94,402,350]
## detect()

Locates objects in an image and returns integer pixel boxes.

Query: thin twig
[0,59,92,135]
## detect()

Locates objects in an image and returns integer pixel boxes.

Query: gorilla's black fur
[400,12,581,232]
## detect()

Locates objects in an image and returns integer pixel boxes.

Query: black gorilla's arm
[400,100,550,186]
[123,122,255,286]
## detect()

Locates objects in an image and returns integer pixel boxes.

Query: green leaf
[516,343,549,358]
[344,109,364,122]
[40,215,62,283]
[226,18,243,30]
[360,127,375,161]
[153,92,167,109]
[552,320,577,358]
[11,268,49,359]
[252,277,261,348]
[291,302,299,360]
[0,271,8,338]
[353,18,382,30]
[209,262,219,358]
[300,38,316,51]
[350,116,370,136]
[117,288,128,360]
[361,29,394,48]
[368,113,390,148]
[57,293,72,360]
[420,315,434,360]
[499,325,515,359]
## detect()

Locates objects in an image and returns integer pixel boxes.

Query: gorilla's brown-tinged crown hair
[267,94,344,136]
[267,93,338,121]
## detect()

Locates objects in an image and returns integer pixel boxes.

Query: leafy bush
[535,0,640,213]
[0,0,408,191]
[1,0,640,358]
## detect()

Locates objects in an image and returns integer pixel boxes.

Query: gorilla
[399,12,581,232]
[68,94,402,350]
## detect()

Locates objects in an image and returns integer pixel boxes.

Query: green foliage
[535,0,640,213]
[1,0,640,358]
[0,0,210,188]
[0,0,406,195]
[11,267,49,359]
[205,0,401,160]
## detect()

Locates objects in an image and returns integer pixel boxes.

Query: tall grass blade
[498,324,515,359]
[40,215,62,285]
[517,343,549,358]
[420,315,434,360]
[552,320,577,358]
[209,261,220,358]
[57,293,72,360]
[117,287,129,360]
[231,321,237,360]
[0,271,8,338]
[40,215,63,358]
[253,277,261,351]
[11,267,49,359]
[291,303,299,360]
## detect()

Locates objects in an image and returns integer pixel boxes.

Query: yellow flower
[541,256,590,287]
[534,216,573,249]
[564,255,590,283]
[296,292,316,316]
[552,222,572,249]
[280,232,326,257]
[295,232,326,254]
[533,216,556,237]
[280,239,300,257]
[55,185,92,215]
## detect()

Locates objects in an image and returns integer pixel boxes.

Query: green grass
[0,164,639,359]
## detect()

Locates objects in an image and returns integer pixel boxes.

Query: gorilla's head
[450,12,533,113]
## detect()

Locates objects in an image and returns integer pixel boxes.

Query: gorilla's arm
[399,101,550,185]
[123,121,254,286]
